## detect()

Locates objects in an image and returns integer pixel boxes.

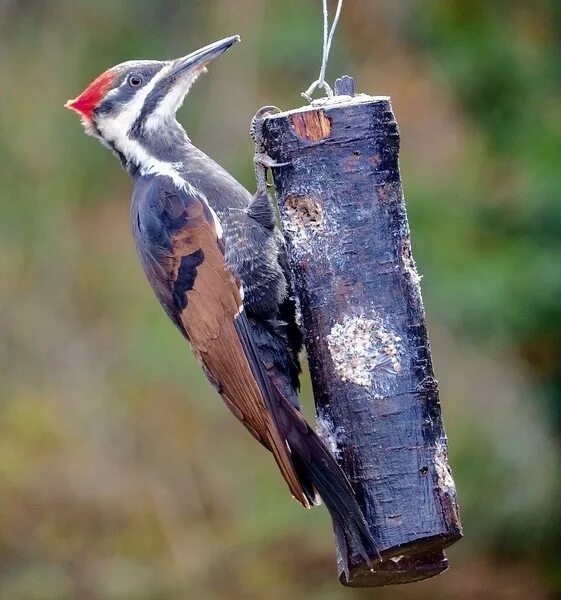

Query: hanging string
[302,0,344,102]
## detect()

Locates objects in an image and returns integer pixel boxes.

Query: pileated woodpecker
[66,35,376,561]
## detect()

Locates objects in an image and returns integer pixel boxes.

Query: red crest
[65,70,115,120]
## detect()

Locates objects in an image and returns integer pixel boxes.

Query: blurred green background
[1,1,560,598]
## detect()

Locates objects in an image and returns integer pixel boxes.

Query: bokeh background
[1,1,560,598]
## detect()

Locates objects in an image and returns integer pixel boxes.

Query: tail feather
[233,312,377,562]
[280,401,379,563]
[290,450,321,506]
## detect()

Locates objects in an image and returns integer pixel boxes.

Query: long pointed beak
[168,35,240,79]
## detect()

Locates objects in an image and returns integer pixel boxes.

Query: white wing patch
[204,203,244,315]
[208,205,224,239]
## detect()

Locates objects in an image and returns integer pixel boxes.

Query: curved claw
[250,105,282,142]
[251,106,286,196]
[255,105,282,120]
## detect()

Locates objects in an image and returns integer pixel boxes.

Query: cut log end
[341,551,449,588]
[290,110,332,142]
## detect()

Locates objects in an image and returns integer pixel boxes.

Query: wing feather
[133,176,309,506]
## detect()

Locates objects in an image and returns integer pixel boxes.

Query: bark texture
[260,90,462,586]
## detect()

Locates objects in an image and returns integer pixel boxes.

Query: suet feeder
[258,77,462,586]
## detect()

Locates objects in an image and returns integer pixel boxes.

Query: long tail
[234,313,378,563]
[279,399,379,564]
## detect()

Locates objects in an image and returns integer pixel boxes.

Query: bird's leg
[250,106,287,197]
[247,106,290,228]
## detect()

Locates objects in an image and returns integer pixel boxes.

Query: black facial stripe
[96,85,137,116]
[129,77,173,138]
[94,63,163,119]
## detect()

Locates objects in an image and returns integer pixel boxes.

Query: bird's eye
[128,75,143,87]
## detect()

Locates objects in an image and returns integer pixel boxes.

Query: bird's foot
[251,106,289,195]
[250,105,282,145]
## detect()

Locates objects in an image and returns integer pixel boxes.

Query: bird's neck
[114,119,192,185]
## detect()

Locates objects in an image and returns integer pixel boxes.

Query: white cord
[302,0,344,101]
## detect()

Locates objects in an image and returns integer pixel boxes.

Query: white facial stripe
[96,66,164,141]
[144,67,206,132]
[118,139,186,187]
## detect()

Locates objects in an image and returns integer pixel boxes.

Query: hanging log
[258,79,462,586]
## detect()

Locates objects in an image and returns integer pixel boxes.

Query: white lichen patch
[315,412,344,459]
[434,441,455,491]
[327,315,403,390]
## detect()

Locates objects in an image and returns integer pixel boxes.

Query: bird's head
[65,35,240,165]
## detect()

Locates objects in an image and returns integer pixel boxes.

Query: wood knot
[290,109,332,142]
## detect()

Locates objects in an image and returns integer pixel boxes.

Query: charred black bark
[260,84,462,586]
